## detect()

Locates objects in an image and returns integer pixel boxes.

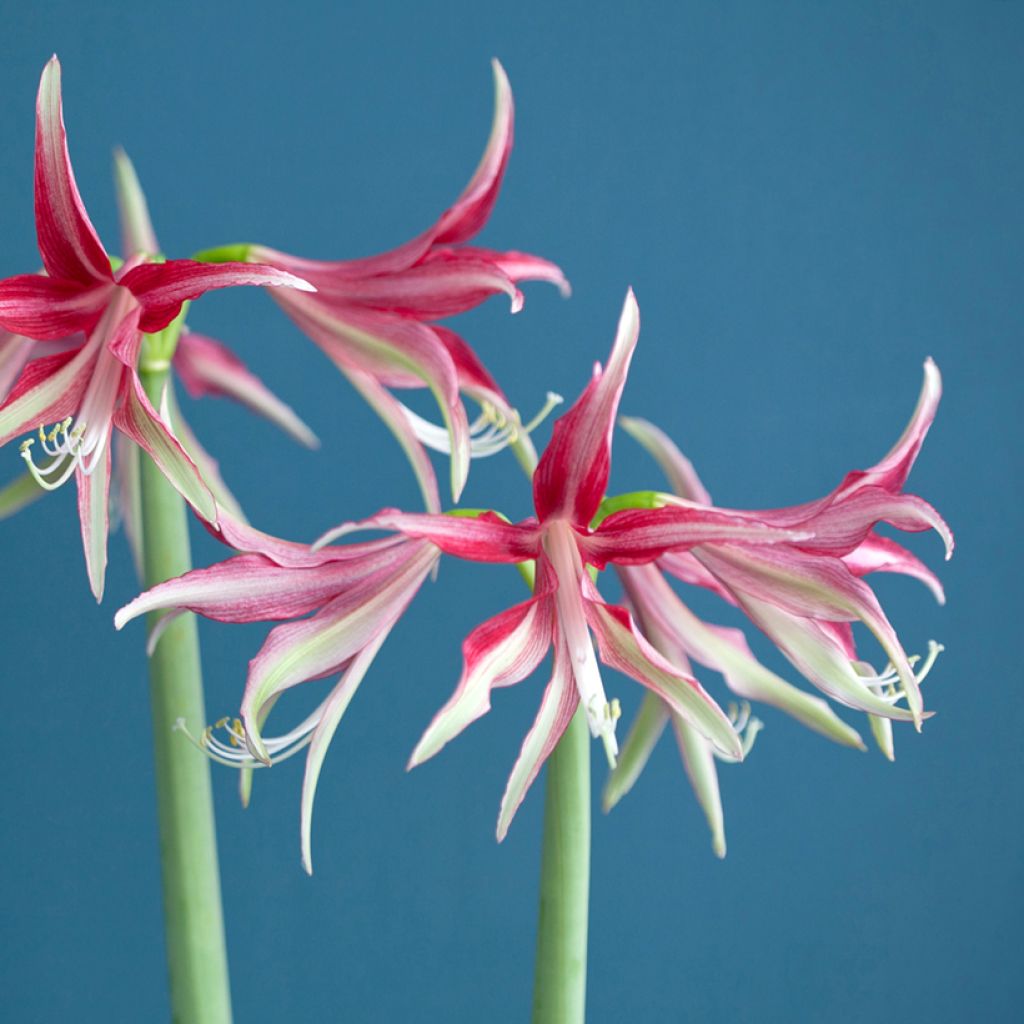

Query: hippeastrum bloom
[0,58,314,597]
[207,59,569,511]
[318,291,812,839]
[603,363,949,849]
[114,512,440,873]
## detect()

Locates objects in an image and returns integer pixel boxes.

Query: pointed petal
[317,508,540,562]
[172,331,318,449]
[34,57,111,285]
[454,248,571,297]
[300,632,389,874]
[434,58,514,246]
[533,289,639,526]
[120,259,314,334]
[583,582,742,760]
[241,545,437,759]
[75,426,112,600]
[113,432,144,580]
[0,340,94,446]
[496,637,579,841]
[0,275,108,339]
[583,504,809,568]
[602,691,669,811]
[671,714,727,858]
[113,148,159,258]
[844,533,945,604]
[619,416,713,504]
[112,372,217,523]
[409,581,554,766]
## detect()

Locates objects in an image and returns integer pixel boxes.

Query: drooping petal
[409,573,554,767]
[76,424,112,600]
[34,57,111,285]
[0,340,94,446]
[112,148,159,258]
[433,58,514,247]
[583,580,743,760]
[0,275,109,339]
[300,632,389,874]
[0,468,46,520]
[112,372,217,524]
[582,504,809,568]
[496,636,579,841]
[452,248,571,297]
[619,415,713,504]
[241,544,438,760]
[120,259,315,334]
[533,289,639,527]
[671,714,727,858]
[113,432,144,579]
[173,330,318,449]
[843,533,946,605]
[316,508,540,562]
[602,692,669,812]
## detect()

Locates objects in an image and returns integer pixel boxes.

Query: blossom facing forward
[238,60,569,510]
[322,291,816,839]
[604,364,949,854]
[0,58,314,597]
[115,513,440,873]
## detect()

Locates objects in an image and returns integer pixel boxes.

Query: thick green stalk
[531,707,591,1024]
[508,435,591,1024]
[140,362,233,1024]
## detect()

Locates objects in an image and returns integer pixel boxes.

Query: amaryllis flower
[229,59,569,511]
[0,58,314,597]
[622,360,950,737]
[114,513,440,873]
[318,291,812,839]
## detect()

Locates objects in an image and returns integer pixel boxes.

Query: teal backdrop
[0,2,1019,1021]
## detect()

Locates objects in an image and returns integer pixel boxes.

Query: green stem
[509,435,591,1024]
[140,363,233,1024]
[531,707,591,1024]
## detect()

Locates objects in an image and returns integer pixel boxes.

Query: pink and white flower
[114,512,440,874]
[321,291,811,839]
[0,58,314,597]
[243,60,569,511]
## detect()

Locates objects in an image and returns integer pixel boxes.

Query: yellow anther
[38,424,46,442]
[214,716,229,729]
[19,438,33,453]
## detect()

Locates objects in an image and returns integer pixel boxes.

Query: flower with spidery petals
[317,291,813,839]
[224,59,569,511]
[603,368,949,853]
[114,512,440,874]
[0,58,314,598]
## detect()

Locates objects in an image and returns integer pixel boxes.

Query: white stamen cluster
[19,416,100,491]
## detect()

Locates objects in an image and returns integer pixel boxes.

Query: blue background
[0,2,1019,1021]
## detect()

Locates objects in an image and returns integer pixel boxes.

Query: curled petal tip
[510,289,524,314]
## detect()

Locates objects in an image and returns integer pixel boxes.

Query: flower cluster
[2,56,951,870]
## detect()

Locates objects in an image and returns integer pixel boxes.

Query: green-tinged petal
[76,427,112,601]
[602,692,668,812]
[671,714,726,858]
[113,148,159,258]
[0,468,47,520]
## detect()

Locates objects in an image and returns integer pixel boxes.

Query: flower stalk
[139,324,232,1023]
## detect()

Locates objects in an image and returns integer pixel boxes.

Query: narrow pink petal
[837,358,942,498]
[121,260,315,334]
[583,504,809,568]
[433,58,514,246]
[582,581,743,760]
[114,432,144,580]
[533,289,640,527]
[0,275,108,339]
[0,334,37,402]
[843,533,946,604]
[112,373,217,524]
[34,58,111,285]
[241,545,438,760]
[658,549,737,605]
[433,325,506,399]
[317,508,540,562]
[173,331,318,449]
[409,580,554,767]
[619,416,713,504]
[76,425,112,601]
[278,296,471,500]
[112,148,159,257]
[453,248,571,297]
[0,340,94,446]
[496,635,579,841]
[310,252,523,317]
[670,715,727,858]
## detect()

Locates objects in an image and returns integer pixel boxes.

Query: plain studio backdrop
[0,2,1019,1021]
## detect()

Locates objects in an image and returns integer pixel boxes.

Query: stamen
[19,417,93,492]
